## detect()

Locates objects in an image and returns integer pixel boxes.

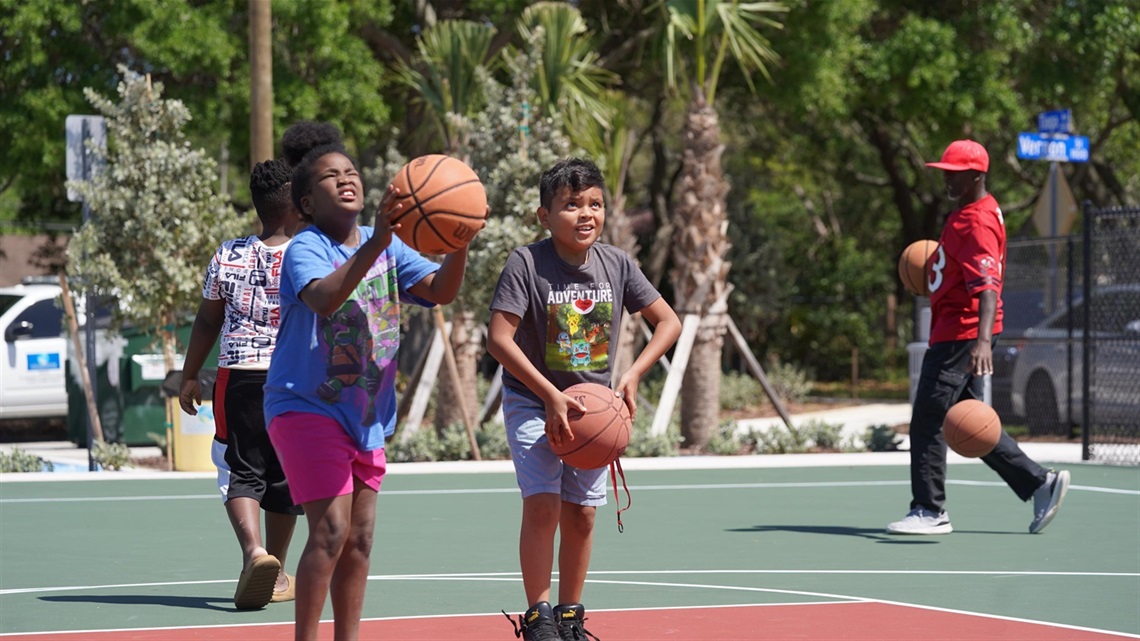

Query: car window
[12,299,64,339]
[1047,302,1082,330]
[0,294,19,316]
[1094,291,1140,333]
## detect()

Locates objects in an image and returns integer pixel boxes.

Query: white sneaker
[886,508,953,535]
[1029,470,1070,534]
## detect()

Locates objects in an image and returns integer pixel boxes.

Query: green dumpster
[68,324,217,446]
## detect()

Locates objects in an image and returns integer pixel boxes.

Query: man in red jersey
[887,140,1070,535]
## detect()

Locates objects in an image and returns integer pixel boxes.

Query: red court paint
[1,602,1133,641]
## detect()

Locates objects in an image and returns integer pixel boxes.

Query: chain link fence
[1082,204,1140,465]
[1000,206,1139,466]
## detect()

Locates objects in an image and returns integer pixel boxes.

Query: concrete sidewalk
[735,401,912,441]
[0,400,1085,478]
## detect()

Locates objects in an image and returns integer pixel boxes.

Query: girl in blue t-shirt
[264,123,483,640]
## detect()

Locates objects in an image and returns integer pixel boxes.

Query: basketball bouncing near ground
[943,399,1001,458]
[385,154,488,255]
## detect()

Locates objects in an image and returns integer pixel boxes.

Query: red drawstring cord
[609,457,631,533]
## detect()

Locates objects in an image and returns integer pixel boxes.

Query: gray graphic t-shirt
[490,238,660,403]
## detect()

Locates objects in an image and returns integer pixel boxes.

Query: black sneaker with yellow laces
[504,601,561,641]
[553,603,599,641]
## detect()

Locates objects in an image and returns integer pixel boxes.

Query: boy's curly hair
[249,158,293,223]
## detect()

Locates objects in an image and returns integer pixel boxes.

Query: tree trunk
[248,0,273,167]
[680,313,726,449]
[671,89,732,450]
[603,186,641,382]
[433,308,479,433]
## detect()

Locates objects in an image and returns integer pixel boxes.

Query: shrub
[624,411,681,458]
[387,428,441,463]
[719,372,763,411]
[864,424,903,452]
[749,424,811,454]
[766,360,814,403]
[91,441,131,471]
[705,420,747,455]
[802,419,844,450]
[387,422,511,462]
[0,448,52,473]
[147,431,169,459]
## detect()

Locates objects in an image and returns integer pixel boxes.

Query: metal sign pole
[80,118,98,471]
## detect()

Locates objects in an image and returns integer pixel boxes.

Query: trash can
[67,323,218,446]
[161,370,217,472]
[66,328,125,446]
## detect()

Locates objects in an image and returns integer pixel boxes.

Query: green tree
[66,68,248,374]
[392,19,497,153]
[1,0,397,224]
[721,0,1139,379]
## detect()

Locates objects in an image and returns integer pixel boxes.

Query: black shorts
[214,368,302,515]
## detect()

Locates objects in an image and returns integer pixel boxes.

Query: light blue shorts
[502,386,608,506]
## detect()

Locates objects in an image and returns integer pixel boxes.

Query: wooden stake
[57,274,104,443]
[725,316,794,430]
[432,307,481,460]
[650,314,700,436]
[400,321,446,443]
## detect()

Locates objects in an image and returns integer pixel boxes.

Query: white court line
[1,479,1136,504]
[2,574,1137,639]
[3,568,1137,596]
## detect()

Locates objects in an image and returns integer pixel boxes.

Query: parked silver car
[1010,284,1140,432]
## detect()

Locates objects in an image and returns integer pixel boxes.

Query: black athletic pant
[909,337,1049,514]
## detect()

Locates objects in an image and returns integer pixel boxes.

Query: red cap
[926,140,989,172]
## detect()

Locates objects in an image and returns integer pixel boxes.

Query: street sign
[65,115,107,202]
[1016,132,1090,163]
[1037,109,1072,135]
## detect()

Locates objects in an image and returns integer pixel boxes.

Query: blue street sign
[1016,132,1090,163]
[1037,109,1072,135]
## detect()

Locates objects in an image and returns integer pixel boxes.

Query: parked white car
[1010,284,1140,432]
[0,284,68,419]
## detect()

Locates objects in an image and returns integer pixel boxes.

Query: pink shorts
[268,412,387,505]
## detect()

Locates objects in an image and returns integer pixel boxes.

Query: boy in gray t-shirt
[488,158,681,641]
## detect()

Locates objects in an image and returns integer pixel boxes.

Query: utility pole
[249,0,273,167]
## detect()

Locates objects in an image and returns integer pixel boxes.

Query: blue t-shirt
[264,226,439,450]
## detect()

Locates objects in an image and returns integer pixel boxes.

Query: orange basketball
[385,154,487,255]
[898,239,939,297]
[943,399,1001,458]
[551,383,632,470]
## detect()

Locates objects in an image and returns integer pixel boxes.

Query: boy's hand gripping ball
[551,382,632,470]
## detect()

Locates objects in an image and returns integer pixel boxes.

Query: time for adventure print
[545,281,613,372]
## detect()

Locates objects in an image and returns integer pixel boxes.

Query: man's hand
[970,339,994,376]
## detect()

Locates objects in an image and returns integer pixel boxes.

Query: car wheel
[1025,372,1064,436]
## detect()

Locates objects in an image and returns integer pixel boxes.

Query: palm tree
[658,0,785,449]
[393,19,497,433]
[514,2,617,136]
